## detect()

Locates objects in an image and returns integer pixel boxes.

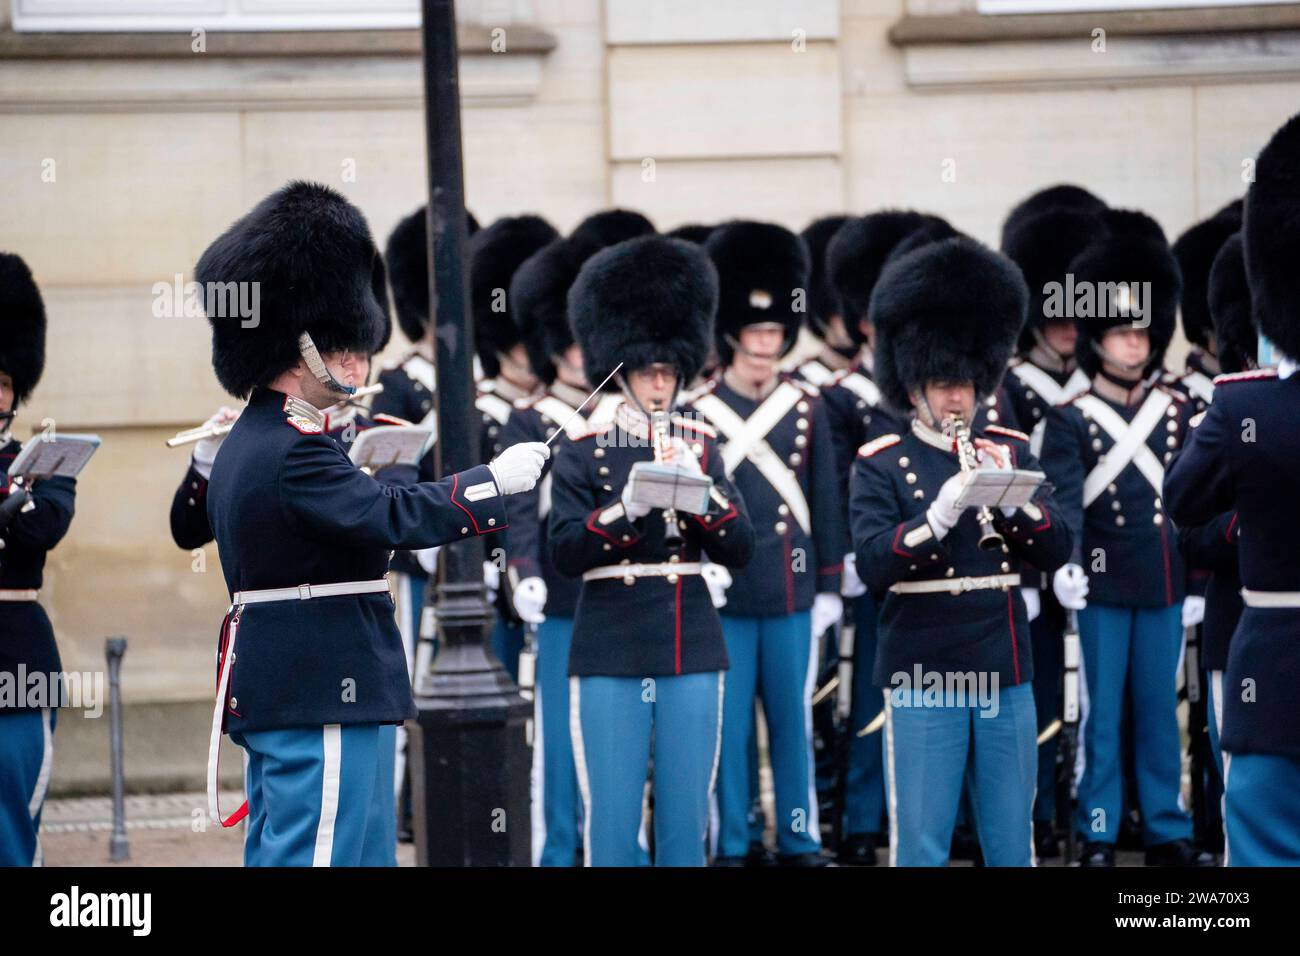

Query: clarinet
[650,405,683,547]
[943,414,1004,552]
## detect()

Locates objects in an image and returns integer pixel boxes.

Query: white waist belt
[232,578,390,605]
[0,589,38,601]
[1240,588,1300,609]
[583,562,702,582]
[890,573,1021,596]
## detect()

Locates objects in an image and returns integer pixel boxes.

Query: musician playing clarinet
[548,235,754,866]
[848,236,1071,866]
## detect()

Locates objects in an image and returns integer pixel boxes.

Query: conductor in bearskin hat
[1167,111,1300,866]
[196,181,548,867]
[548,234,755,866]
[0,254,76,867]
[849,236,1072,866]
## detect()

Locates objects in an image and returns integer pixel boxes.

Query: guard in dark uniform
[1039,208,1213,867]
[1167,112,1300,866]
[499,235,624,866]
[467,215,558,680]
[791,215,852,387]
[999,186,1107,857]
[0,253,76,868]
[196,182,547,866]
[1172,200,1242,413]
[549,235,755,866]
[850,236,1072,866]
[691,221,847,867]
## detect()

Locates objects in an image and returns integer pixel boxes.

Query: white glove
[1182,595,1206,629]
[488,441,549,495]
[483,560,501,602]
[192,406,238,479]
[513,576,547,625]
[701,563,733,609]
[811,593,844,637]
[1021,587,1041,623]
[978,443,1018,517]
[841,552,867,599]
[1053,563,1089,611]
[666,437,703,474]
[925,471,969,540]
[620,483,652,522]
[415,546,440,575]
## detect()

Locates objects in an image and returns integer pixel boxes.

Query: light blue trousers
[531,616,582,867]
[0,708,55,867]
[1225,751,1300,866]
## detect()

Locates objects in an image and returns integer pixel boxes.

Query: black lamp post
[408,0,531,867]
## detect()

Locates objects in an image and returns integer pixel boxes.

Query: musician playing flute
[548,235,754,866]
[848,236,1071,867]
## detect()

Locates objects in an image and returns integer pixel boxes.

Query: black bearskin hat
[827,210,941,344]
[570,209,655,250]
[1208,233,1255,374]
[872,237,1027,414]
[468,215,559,378]
[801,215,849,337]
[1173,199,1243,351]
[666,223,714,245]
[1002,205,1109,354]
[0,252,46,407]
[1067,208,1181,379]
[510,237,594,386]
[1244,111,1300,362]
[568,235,717,389]
[384,204,479,344]
[197,181,389,399]
[705,220,810,365]
[1000,184,1107,251]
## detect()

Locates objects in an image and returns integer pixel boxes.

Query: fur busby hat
[1067,208,1181,379]
[666,223,714,245]
[801,215,849,337]
[570,209,655,251]
[999,184,1107,250]
[469,214,559,378]
[568,235,718,389]
[705,220,810,365]
[871,237,1027,414]
[0,252,46,407]
[385,205,480,344]
[826,210,941,344]
[197,181,389,399]
[1244,111,1300,362]
[1208,233,1255,374]
[510,237,594,385]
[1173,199,1243,352]
[1002,205,1109,353]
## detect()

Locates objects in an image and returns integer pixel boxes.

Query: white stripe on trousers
[708,673,726,850]
[801,631,821,844]
[312,725,343,867]
[568,676,593,868]
[530,675,546,866]
[1213,670,1229,868]
[883,691,898,867]
[28,708,53,867]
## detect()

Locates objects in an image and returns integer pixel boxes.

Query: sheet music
[8,433,101,480]
[954,468,1045,511]
[626,462,714,515]
[348,426,434,470]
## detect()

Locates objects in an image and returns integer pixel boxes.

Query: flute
[166,383,384,447]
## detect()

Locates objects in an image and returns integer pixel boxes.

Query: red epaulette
[985,424,1030,443]
[858,434,901,459]
[373,413,414,427]
[1213,369,1278,386]
[675,417,717,439]
[573,422,614,442]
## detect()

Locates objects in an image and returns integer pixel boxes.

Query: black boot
[1145,839,1218,867]
[1079,842,1115,867]
[1034,820,1060,860]
[745,841,778,867]
[777,851,833,867]
[836,832,880,866]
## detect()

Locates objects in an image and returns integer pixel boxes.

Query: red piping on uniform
[1225,512,1238,542]
[1007,590,1022,686]
[693,503,737,531]
[783,532,795,615]
[674,575,684,675]
[891,523,913,558]
[1032,507,1052,534]
[586,508,638,545]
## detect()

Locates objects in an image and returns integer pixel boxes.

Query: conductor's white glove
[483,560,501,602]
[488,442,549,495]
[841,552,867,598]
[1182,595,1206,629]
[192,406,238,479]
[925,471,969,540]
[701,563,733,609]
[513,577,547,625]
[621,483,652,522]
[811,593,844,637]
[1053,563,1089,611]
[1021,587,1042,623]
